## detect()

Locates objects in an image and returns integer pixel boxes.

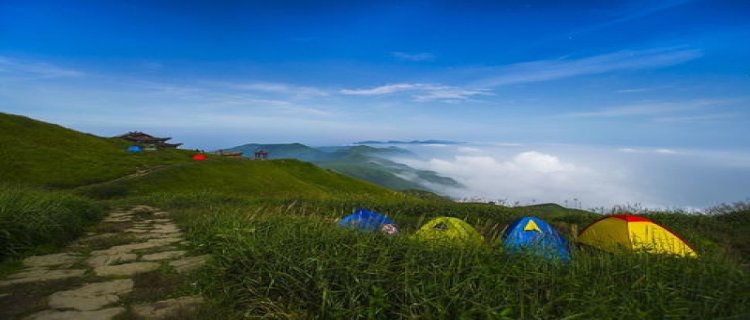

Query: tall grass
[0,185,105,261]
[145,192,750,319]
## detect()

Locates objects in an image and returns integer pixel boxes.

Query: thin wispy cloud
[343,47,702,103]
[618,147,680,155]
[340,83,419,95]
[412,86,492,102]
[616,88,652,93]
[340,83,491,102]
[345,47,705,102]
[576,0,694,35]
[392,52,436,62]
[477,47,703,87]
[0,56,83,79]
[653,113,741,124]
[568,99,729,118]
[227,81,329,97]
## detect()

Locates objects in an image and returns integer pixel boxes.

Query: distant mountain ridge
[223,143,462,192]
[354,140,464,145]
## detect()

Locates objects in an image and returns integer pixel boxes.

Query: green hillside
[0,113,402,261]
[224,142,462,192]
[227,143,332,162]
[0,113,192,188]
[1,113,749,318]
[81,158,395,200]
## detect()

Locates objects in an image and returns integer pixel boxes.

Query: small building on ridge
[117,131,182,150]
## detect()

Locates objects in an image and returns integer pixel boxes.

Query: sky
[1,0,749,208]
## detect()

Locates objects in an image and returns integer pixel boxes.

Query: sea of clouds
[386,143,750,211]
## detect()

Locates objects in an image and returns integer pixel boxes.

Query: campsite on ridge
[1,112,749,318]
[2,1,750,318]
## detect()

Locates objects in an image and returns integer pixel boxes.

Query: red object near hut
[192,154,207,161]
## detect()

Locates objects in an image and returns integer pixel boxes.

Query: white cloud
[0,56,83,79]
[568,99,731,118]
[392,52,436,62]
[227,81,329,97]
[653,113,739,124]
[617,147,680,155]
[412,86,492,102]
[476,47,702,87]
[342,47,702,104]
[404,150,640,208]
[618,148,639,153]
[655,149,677,154]
[340,83,491,102]
[513,151,576,173]
[340,83,420,95]
[616,88,651,93]
[576,0,694,34]
[458,146,481,153]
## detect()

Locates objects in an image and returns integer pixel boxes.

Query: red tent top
[192,154,207,161]
[609,214,652,222]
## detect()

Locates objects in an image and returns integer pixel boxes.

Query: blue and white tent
[337,208,398,234]
[502,216,570,261]
[127,145,142,152]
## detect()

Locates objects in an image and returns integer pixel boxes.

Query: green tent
[414,217,484,245]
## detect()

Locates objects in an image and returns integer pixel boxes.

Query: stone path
[0,205,209,319]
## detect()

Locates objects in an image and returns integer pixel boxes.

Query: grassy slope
[225,142,461,191]
[3,113,749,318]
[0,113,403,262]
[157,194,749,319]
[82,159,396,200]
[225,143,332,162]
[0,112,193,188]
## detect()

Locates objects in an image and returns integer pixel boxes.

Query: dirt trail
[0,205,209,319]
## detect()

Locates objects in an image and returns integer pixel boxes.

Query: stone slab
[0,269,86,287]
[94,262,160,277]
[90,240,171,256]
[24,307,125,320]
[141,251,186,261]
[86,253,137,268]
[48,279,133,311]
[23,253,80,268]
[131,295,203,319]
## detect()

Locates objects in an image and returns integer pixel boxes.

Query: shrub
[0,185,105,261]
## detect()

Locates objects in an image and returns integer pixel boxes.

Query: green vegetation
[2,113,749,318]
[0,112,193,188]
[0,185,105,261]
[225,142,461,192]
[79,159,395,200]
[146,193,749,319]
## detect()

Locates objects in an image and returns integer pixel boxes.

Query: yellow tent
[414,217,484,246]
[578,214,697,257]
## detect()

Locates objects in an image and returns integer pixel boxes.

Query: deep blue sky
[1,0,749,150]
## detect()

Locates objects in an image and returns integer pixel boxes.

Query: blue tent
[127,145,142,152]
[337,208,397,234]
[502,216,570,261]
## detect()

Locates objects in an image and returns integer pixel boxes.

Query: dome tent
[414,217,483,245]
[337,208,398,234]
[578,214,697,257]
[127,145,142,152]
[192,154,207,161]
[502,216,570,261]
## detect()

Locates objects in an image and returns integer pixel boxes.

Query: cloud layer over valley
[390,143,750,210]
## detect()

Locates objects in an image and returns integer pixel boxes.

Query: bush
[0,185,105,261]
